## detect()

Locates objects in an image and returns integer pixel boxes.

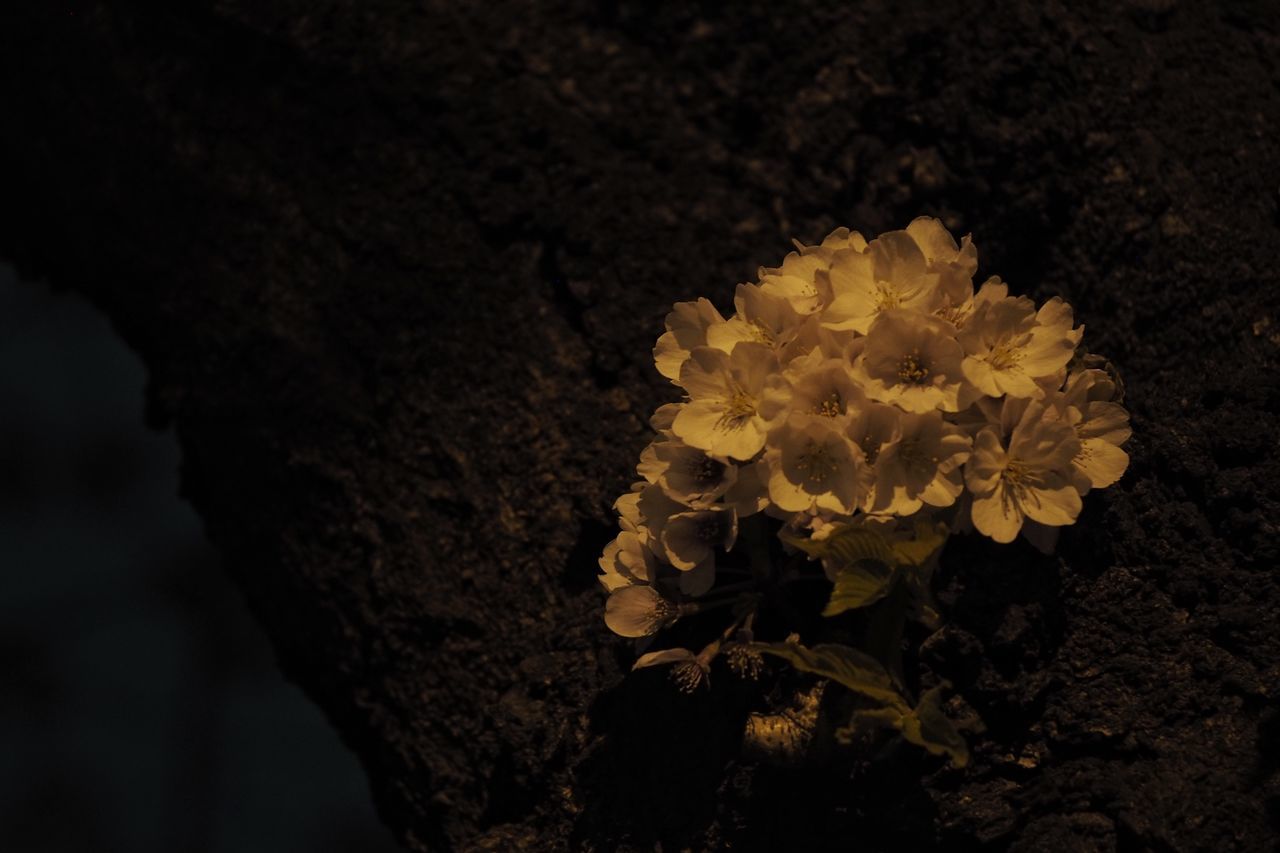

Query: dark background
[0,2,1278,851]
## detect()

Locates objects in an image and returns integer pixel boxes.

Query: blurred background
[0,262,399,852]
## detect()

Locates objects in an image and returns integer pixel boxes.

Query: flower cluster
[599,218,1130,666]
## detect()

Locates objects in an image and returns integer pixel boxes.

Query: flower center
[796,440,839,484]
[875,284,900,311]
[687,454,726,487]
[644,596,676,634]
[749,320,775,345]
[812,391,843,417]
[988,338,1024,371]
[717,388,757,430]
[858,433,881,465]
[999,459,1044,512]
[697,516,725,543]
[897,437,936,473]
[897,351,930,385]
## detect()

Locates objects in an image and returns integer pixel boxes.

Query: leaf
[834,706,902,745]
[899,684,970,769]
[781,524,892,566]
[888,519,948,567]
[750,641,909,712]
[822,559,897,616]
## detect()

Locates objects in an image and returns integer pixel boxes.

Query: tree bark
[2,2,1278,850]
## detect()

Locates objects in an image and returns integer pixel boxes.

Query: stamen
[750,321,775,345]
[670,661,707,692]
[988,339,1024,371]
[687,454,725,486]
[697,516,724,543]
[726,645,765,680]
[716,387,757,431]
[875,285,900,311]
[897,350,930,384]
[795,439,839,484]
[812,391,842,417]
[860,434,881,465]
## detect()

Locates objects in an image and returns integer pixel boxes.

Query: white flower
[906,217,977,277]
[597,530,657,591]
[846,400,902,511]
[649,402,683,434]
[721,459,771,517]
[758,227,875,316]
[660,507,738,571]
[761,347,865,422]
[959,292,1083,398]
[965,401,1082,543]
[795,226,870,262]
[852,309,974,413]
[605,586,679,637]
[821,229,944,333]
[936,275,1005,331]
[871,410,973,515]
[613,485,646,534]
[654,298,726,382]
[706,283,802,356]
[673,343,779,460]
[766,414,873,515]
[637,436,739,507]
[1061,368,1131,492]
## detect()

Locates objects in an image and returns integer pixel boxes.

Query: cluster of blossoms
[599,218,1130,683]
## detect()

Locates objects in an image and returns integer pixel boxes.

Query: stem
[681,592,757,617]
[697,599,759,665]
[701,580,758,598]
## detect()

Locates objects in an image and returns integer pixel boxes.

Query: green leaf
[781,524,893,566]
[750,641,909,712]
[822,559,897,616]
[834,706,902,745]
[899,684,969,769]
[887,519,948,567]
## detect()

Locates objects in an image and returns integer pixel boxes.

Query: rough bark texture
[2,2,1279,850]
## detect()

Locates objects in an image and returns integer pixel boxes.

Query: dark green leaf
[899,684,970,768]
[750,641,909,711]
[822,559,897,616]
[781,525,892,566]
[887,519,948,567]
